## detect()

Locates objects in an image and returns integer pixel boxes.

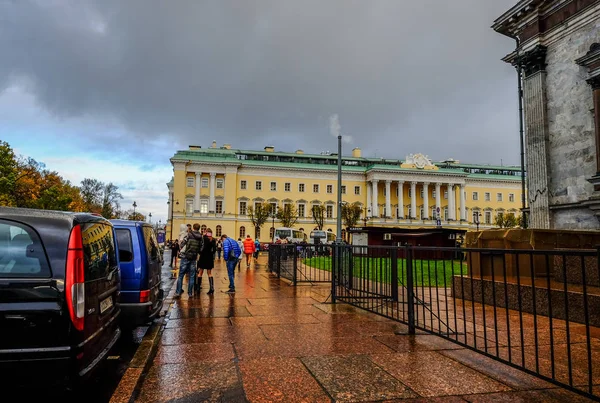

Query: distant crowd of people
[166,224,261,297]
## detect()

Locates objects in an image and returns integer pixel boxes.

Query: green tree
[311,205,325,230]
[276,204,298,228]
[247,204,270,238]
[494,212,519,228]
[126,211,146,221]
[80,178,104,213]
[341,202,362,241]
[0,141,18,206]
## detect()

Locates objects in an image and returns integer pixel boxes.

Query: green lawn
[302,256,467,287]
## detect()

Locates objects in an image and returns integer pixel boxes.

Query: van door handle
[5,315,26,321]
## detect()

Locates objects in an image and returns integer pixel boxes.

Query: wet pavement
[125,255,595,402]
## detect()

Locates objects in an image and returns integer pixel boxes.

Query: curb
[109,285,177,403]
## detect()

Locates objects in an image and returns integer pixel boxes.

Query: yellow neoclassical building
[165,142,523,241]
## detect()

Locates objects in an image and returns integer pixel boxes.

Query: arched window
[216,225,222,237]
[341,229,346,240]
[299,228,304,232]
[239,226,246,238]
[270,226,275,240]
[327,228,332,232]
[256,227,261,239]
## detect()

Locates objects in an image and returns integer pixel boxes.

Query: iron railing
[268,243,600,401]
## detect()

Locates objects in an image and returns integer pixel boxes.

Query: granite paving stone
[239,357,331,402]
[301,354,417,402]
[462,388,595,402]
[154,342,235,364]
[371,351,512,397]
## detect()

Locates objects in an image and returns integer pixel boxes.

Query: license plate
[100,296,113,314]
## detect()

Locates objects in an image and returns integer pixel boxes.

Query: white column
[410,182,417,219]
[448,184,455,220]
[435,183,441,219]
[398,181,404,218]
[221,175,226,215]
[460,184,466,221]
[371,180,379,217]
[385,180,391,218]
[422,182,430,219]
[209,172,216,212]
[194,172,201,212]
[366,181,372,216]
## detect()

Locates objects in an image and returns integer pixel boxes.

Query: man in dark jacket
[174,223,203,298]
[169,239,180,267]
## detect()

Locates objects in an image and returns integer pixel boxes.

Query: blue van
[111,220,164,327]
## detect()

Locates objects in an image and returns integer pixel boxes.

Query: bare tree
[311,205,325,230]
[276,204,299,228]
[247,204,270,238]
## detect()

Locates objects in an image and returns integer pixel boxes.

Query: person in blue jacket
[221,234,241,293]
[254,238,261,260]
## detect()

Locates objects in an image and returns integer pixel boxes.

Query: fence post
[276,245,281,278]
[406,245,415,334]
[293,245,298,285]
[348,244,353,290]
[331,244,337,303]
[391,248,398,302]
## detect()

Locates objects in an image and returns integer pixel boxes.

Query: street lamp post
[271,208,276,243]
[473,211,482,231]
[132,201,137,219]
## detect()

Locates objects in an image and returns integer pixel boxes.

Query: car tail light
[140,290,150,303]
[66,225,85,332]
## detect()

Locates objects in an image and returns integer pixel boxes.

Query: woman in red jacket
[242,234,256,268]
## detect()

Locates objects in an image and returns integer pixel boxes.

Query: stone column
[209,172,216,212]
[221,175,226,214]
[435,183,441,218]
[516,45,550,229]
[366,181,372,216]
[448,184,455,220]
[460,184,466,221]
[410,182,417,219]
[194,172,201,213]
[422,182,430,219]
[398,181,404,218]
[385,180,391,218]
[371,180,379,217]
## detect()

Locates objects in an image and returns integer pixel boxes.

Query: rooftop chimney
[211,140,217,148]
[189,145,202,150]
[352,147,361,158]
[264,146,275,152]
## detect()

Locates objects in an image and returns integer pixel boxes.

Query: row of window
[184,200,224,214]
[186,177,224,189]
[240,180,362,195]
[239,180,516,202]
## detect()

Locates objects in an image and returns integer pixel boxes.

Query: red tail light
[140,290,150,303]
[66,225,85,332]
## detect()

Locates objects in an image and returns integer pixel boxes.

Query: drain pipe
[515,37,528,227]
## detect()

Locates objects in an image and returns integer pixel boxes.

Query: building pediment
[400,153,439,170]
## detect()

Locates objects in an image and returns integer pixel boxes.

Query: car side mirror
[119,249,133,262]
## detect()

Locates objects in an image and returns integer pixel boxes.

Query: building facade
[493,0,600,229]
[165,143,523,242]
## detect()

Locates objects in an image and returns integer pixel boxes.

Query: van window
[0,220,50,277]
[115,229,133,262]
[81,223,118,280]
[142,227,159,263]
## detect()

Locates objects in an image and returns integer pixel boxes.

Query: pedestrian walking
[243,234,255,268]
[174,223,203,298]
[169,239,180,268]
[221,234,241,293]
[254,238,261,260]
[196,228,217,295]
[237,238,244,269]
[216,239,223,260]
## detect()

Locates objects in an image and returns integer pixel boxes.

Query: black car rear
[0,207,121,386]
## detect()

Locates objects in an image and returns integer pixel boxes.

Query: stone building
[493,0,600,229]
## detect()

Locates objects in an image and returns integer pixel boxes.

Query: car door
[0,219,65,354]
[141,226,162,311]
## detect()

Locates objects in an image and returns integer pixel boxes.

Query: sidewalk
[127,257,594,402]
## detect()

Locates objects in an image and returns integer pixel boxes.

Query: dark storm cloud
[0,0,520,164]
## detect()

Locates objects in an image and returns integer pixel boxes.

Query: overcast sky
[0,0,520,223]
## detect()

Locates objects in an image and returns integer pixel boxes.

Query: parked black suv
[0,207,121,387]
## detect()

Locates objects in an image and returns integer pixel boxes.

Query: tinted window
[81,223,117,280]
[142,227,159,263]
[116,229,133,262]
[0,220,51,277]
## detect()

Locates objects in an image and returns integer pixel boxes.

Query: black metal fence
[269,243,600,401]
